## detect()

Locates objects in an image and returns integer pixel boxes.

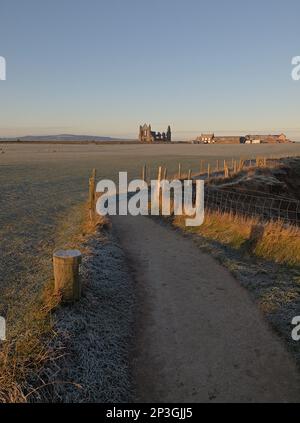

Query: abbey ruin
[139,124,171,143]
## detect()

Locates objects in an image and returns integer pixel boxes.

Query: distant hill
[0,134,133,142]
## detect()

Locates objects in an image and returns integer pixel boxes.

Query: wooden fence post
[233,160,237,174]
[238,158,244,171]
[53,249,82,302]
[163,167,168,180]
[188,169,192,180]
[178,163,182,179]
[207,163,210,180]
[142,164,147,182]
[158,166,162,182]
[216,159,219,171]
[89,175,96,223]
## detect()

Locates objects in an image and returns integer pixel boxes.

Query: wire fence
[205,187,300,226]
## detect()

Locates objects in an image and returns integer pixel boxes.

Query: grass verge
[0,202,106,403]
[173,211,300,268]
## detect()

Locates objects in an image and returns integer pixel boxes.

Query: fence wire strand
[205,187,300,226]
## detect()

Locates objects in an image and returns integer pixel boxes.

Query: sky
[0,0,300,140]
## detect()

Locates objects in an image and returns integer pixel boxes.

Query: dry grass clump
[0,283,61,402]
[253,221,300,266]
[175,210,251,248]
[258,287,299,314]
[173,210,300,267]
[0,202,106,403]
[53,202,108,254]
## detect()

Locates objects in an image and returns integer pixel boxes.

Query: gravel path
[112,215,300,403]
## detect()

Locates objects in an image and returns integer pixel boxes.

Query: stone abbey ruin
[139,124,172,143]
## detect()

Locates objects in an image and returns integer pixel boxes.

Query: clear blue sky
[1,0,300,140]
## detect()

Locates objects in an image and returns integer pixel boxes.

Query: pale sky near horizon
[1,0,300,140]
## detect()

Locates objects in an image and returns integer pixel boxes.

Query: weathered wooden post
[142,164,147,182]
[234,160,237,174]
[178,163,182,179]
[207,163,210,180]
[188,169,192,180]
[163,167,168,180]
[224,163,229,178]
[238,158,244,171]
[0,316,6,341]
[53,249,82,302]
[89,176,96,223]
[156,166,163,213]
[216,159,219,171]
[158,166,162,182]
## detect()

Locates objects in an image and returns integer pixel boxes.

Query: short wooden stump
[53,249,82,302]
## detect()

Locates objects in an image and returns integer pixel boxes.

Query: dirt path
[112,215,300,403]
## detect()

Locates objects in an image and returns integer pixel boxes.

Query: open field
[1,142,300,165]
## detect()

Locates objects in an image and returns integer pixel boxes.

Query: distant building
[277,133,288,142]
[139,124,171,143]
[194,134,244,144]
[192,132,290,145]
[196,133,215,143]
[245,133,289,144]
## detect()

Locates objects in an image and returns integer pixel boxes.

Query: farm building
[195,133,215,143]
[194,134,244,144]
[245,133,290,144]
[192,132,290,144]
